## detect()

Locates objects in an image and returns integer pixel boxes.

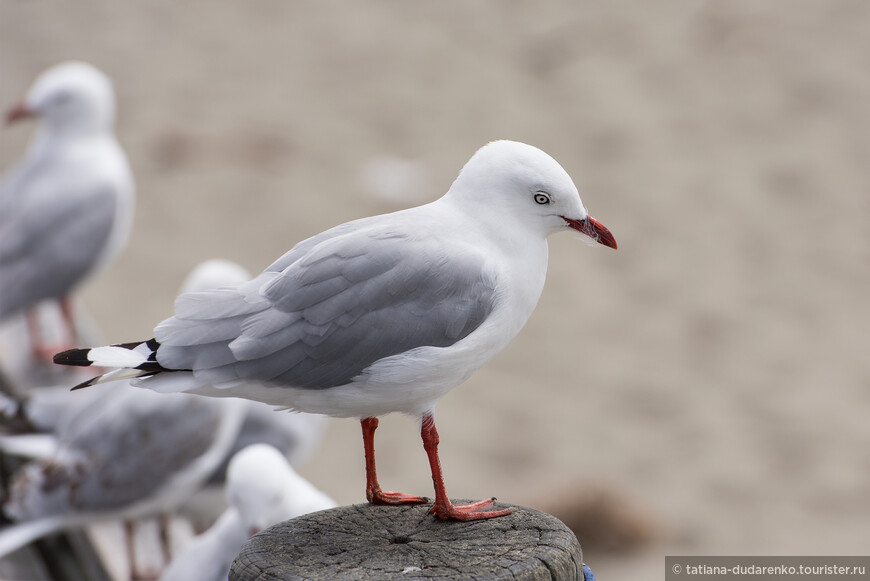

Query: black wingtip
[53,348,93,367]
[70,376,99,391]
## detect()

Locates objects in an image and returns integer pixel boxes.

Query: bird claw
[428,497,513,521]
[368,488,429,505]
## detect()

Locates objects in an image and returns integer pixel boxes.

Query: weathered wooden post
[231,501,589,580]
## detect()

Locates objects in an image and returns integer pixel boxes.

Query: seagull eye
[533,192,551,205]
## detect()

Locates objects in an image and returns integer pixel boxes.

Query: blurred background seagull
[0,258,261,567]
[0,259,328,543]
[160,443,336,581]
[55,140,616,521]
[0,61,135,362]
[0,387,245,564]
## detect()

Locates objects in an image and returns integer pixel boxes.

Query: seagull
[0,257,324,467]
[0,384,246,559]
[0,61,135,362]
[159,443,336,581]
[55,140,616,521]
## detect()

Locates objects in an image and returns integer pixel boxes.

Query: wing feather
[154,226,497,389]
[0,179,116,317]
[154,315,246,346]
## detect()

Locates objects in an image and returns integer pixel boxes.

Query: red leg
[58,297,78,346]
[158,513,172,564]
[125,519,160,581]
[25,298,78,364]
[421,412,513,521]
[25,308,44,359]
[361,417,428,505]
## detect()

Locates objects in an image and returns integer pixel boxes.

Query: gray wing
[155,227,497,389]
[5,390,222,518]
[69,391,222,510]
[0,165,117,318]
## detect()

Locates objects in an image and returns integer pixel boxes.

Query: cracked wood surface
[230,501,585,580]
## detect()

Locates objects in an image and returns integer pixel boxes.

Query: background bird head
[6,61,116,137]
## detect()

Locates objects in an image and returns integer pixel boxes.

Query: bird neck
[28,125,114,161]
[33,116,113,148]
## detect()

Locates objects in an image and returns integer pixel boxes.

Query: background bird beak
[5,102,35,125]
[563,215,618,249]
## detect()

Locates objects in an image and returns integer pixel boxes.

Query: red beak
[563,215,617,249]
[5,102,35,125]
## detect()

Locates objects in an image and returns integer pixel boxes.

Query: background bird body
[160,444,336,581]
[224,443,336,534]
[0,258,328,561]
[0,61,134,359]
[0,388,246,558]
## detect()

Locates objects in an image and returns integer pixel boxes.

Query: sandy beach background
[2,1,868,578]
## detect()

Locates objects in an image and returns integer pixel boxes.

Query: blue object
[583,563,596,581]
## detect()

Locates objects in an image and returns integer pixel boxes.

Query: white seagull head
[446,140,616,248]
[225,443,308,537]
[6,61,116,137]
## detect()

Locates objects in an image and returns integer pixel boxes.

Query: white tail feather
[86,345,149,367]
[90,367,151,385]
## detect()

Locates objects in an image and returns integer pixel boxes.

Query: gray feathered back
[155,227,496,389]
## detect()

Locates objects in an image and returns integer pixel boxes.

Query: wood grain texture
[231,501,586,581]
